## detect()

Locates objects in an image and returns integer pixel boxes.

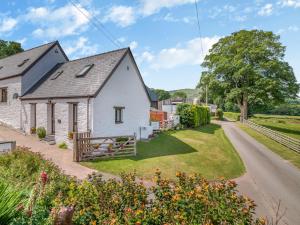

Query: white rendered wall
[92,53,151,139]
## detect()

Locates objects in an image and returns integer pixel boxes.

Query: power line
[68,0,122,48]
[194,0,204,57]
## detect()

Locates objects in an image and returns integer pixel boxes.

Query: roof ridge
[0,41,58,61]
[67,47,129,63]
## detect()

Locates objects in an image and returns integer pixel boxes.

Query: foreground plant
[0,182,24,225]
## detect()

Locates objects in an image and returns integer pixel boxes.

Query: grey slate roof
[146,87,158,102]
[0,42,57,80]
[22,48,129,99]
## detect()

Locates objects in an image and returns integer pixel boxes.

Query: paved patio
[0,125,118,180]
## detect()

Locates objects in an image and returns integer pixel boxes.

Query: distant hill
[169,89,199,99]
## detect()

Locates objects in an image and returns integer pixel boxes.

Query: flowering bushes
[177,103,211,128]
[1,149,266,225]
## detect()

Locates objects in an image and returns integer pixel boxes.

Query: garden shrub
[1,149,266,225]
[177,103,210,128]
[58,142,68,149]
[36,127,46,139]
[216,108,224,120]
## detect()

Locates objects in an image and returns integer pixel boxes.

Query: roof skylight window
[51,71,63,80]
[75,64,94,78]
[18,58,29,67]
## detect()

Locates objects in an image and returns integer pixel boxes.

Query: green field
[82,124,245,180]
[249,114,300,140]
[239,123,300,169]
[224,112,240,121]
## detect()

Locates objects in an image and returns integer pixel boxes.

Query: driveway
[219,121,300,225]
[0,125,117,180]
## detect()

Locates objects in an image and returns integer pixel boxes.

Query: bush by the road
[177,103,210,127]
[216,109,224,120]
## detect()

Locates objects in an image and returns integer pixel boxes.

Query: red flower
[40,171,48,185]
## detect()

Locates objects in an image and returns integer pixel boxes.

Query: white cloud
[148,36,219,69]
[288,25,299,31]
[276,25,299,34]
[0,17,17,33]
[278,0,300,8]
[258,3,273,16]
[64,36,99,59]
[129,41,138,50]
[161,13,193,24]
[140,51,154,63]
[104,6,135,27]
[16,38,27,45]
[139,0,195,16]
[26,4,90,39]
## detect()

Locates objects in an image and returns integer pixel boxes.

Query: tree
[199,30,299,121]
[172,91,187,99]
[153,89,171,101]
[0,40,23,59]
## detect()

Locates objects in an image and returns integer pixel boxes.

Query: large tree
[199,30,299,120]
[153,89,171,101]
[0,40,23,59]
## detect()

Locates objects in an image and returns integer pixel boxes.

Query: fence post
[134,133,137,156]
[73,132,79,162]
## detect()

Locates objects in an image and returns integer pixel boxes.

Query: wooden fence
[73,132,136,162]
[244,120,300,153]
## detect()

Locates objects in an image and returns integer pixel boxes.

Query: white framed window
[114,107,124,124]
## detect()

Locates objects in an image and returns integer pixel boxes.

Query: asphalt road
[219,121,300,225]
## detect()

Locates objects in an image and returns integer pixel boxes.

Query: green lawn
[81,124,245,180]
[224,112,240,121]
[239,123,300,169]
[249,114,300,140]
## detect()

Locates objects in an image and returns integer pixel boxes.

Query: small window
[0,66,3,70]
[75,64,94,77]
[0,88,8,103]
[51,70,63,80]
[114,107,124,124]
[18,58,29,67]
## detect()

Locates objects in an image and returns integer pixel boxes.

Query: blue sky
[0,0,299,90]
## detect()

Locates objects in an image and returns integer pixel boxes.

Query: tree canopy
[0,40,23,59]
[198,30,299,120]
[172,91,187,99]
[153,89,171,101]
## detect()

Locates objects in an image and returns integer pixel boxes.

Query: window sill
[115,122,123,124]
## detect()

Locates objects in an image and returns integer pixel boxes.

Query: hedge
[177,103,210,128]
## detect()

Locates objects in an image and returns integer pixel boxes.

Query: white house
[0,41,152,148]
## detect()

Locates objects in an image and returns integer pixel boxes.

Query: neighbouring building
[0,41,153,148]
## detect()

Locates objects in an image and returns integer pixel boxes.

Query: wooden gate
[73,132,137,162]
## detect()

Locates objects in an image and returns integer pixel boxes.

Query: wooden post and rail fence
[244,119,300,153]
[73,132,137,162]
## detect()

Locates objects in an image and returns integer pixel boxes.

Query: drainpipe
[87,97,90,132]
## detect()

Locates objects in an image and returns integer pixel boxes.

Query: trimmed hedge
[177,104,210,128]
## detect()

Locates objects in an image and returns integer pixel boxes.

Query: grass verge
[238,123,300,169]
[81,124,245,180]
[249,114,300,140]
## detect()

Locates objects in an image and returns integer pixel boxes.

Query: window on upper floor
[0,88,8,103]
[114,107,124,124]
[75,64,94,78]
